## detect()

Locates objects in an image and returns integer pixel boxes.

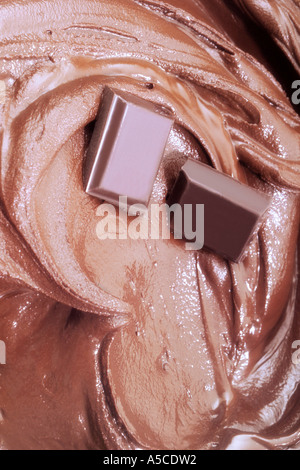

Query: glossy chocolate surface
[0,0,299,451]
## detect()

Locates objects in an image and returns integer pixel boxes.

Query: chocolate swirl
[0,0,299,450]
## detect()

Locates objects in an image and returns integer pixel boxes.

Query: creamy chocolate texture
[0,0,299,451]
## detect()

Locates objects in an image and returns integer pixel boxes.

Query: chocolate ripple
[0,0,299,450]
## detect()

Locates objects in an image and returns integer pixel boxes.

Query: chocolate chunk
[167,159,271,262]
[84,87,174,208]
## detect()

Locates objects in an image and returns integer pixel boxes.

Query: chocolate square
[167,159,271,262]
[84,87,174,208]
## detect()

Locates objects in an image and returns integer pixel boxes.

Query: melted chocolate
[0,0,299,450]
